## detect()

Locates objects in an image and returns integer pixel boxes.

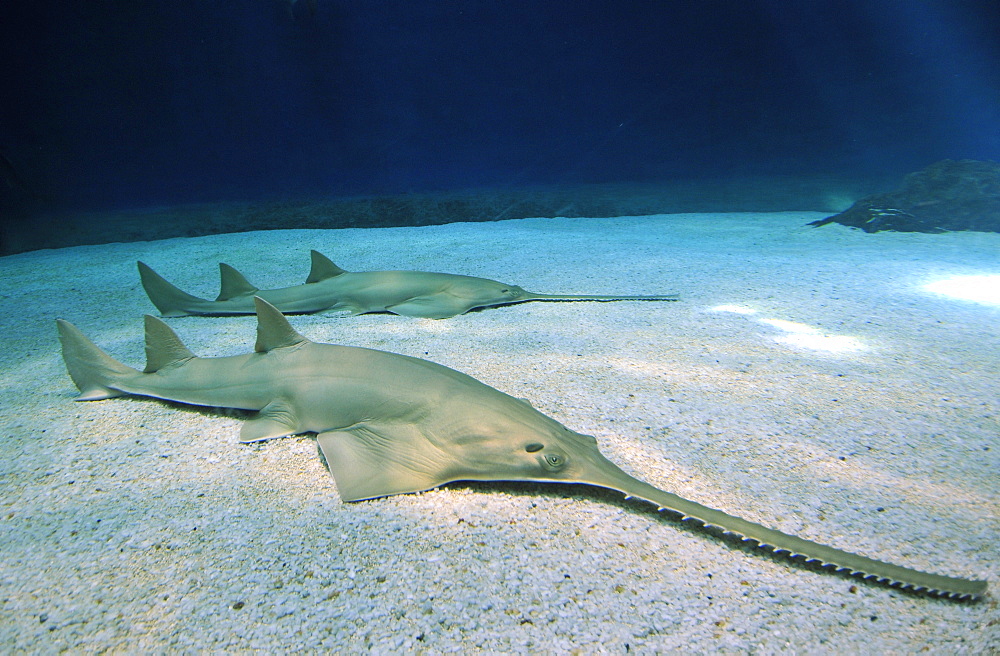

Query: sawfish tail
[56,320,138,401]
[137,261,203,317]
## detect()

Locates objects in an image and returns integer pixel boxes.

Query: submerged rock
[809,159,1000,233]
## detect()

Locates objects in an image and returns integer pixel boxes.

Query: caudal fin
[137,261,205,317]
[55,320,138,400]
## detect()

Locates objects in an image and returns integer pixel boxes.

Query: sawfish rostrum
[137,250,678,319]
[56,298,987,600]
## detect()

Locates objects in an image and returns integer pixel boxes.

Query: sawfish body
[138,250,678,319]
[56,298,986,600]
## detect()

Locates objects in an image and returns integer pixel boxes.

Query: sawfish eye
[542,453,566,470]
[525,443,544,452]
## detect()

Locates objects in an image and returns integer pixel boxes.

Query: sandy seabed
[1,212,997,653]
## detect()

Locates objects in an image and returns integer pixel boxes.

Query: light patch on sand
[759,318,816,334]
[710,304,757,315]
[774,333,865,353]
[923,274,1000,307]
[714,308,865,354]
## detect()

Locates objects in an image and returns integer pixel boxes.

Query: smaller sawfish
[138,250,678,319]
[56,298,986,600]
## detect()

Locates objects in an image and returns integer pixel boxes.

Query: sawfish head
[441,276,532,309]
[319,376,668,507]
[435,404,671,505]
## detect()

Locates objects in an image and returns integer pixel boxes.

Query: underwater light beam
[923,274,1000,307]
[712,306,865,354]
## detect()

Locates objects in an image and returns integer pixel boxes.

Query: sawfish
[137,250,679,319]
[56,298,987,600]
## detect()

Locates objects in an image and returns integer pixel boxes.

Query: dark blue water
[1,0,998,245]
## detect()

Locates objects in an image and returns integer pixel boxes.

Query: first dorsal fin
[306,250,348,283]
[217,263,259,301]
[253,297,310,352]
[143,315,196,373]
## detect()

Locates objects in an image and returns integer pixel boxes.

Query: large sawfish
[137,250,678,319]
[56,298,987,600]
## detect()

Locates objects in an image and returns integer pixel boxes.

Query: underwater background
[2,2,999,652]
[2,0,999,252]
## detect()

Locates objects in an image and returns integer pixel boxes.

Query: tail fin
[55,320,138,400]
[137,261,205,317]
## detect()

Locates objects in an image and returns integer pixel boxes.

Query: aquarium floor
[0,212,997,652]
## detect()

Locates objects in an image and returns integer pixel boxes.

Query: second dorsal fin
[253,297,310,352]
[306,250,348,283]
[143,315,196,373]
[217,263,259,301]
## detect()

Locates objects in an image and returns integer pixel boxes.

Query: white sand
[1,212,997,652]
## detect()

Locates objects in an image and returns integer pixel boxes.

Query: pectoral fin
[316,426,447,501]
[240,398,301,442]
[386,296,464,319]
